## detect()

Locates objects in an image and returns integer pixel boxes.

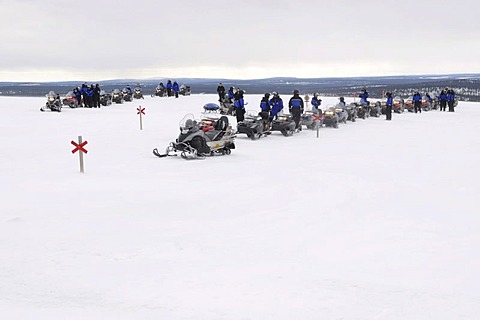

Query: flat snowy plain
[1,94,479,319]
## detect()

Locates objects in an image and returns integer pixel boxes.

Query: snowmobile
[270,113,296,136]
[322,107,339,128]
[151,87,167,97]
[404,96,414,112]
[335,105,348,124]
[62,91,79,108]
[122,88,133,102]
[153,114,236,160]
[112,89,124,104]
[219,99,235,116]
[346,103,358,121]
[354,102,373,119]
[40,91,62,112]
[179,85,191,96]
[133,87,144,99]
[100,90,112,106]
[301,109,323,130]
[393,96,404,113]
[370,101,382,117]
[236,110,270,140]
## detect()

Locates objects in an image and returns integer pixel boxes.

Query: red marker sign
[71,136,87,173]
[137,106,145,130]
[71,140,88,154]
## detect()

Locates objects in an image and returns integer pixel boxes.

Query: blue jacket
[412,94,422,103]
[439,92,447,101]
[289,95,304,110]
[234,98,244,109]
[386,97,393,107]
[166,81,173,89]
[447,91,455,101]
[173,82,179,92]
[269,97,283,117]
[311,97,321,109]
[359,91,369,104]
[260,97,271,112]
[227,89,234,100]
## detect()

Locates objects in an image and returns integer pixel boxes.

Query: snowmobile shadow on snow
[153,114,236,160]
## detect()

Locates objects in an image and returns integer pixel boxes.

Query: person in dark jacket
[447,88,456,112]
[166,80,173,96]
[93,84,101,108]
[289,89,304,131]
[217,83,226,102]
[234,88,245,123]
[173,81,180,98]
[385,92,393,120]
[269,91,283,120]
[412,92,422,113]
[259,92,271,130]
[439,89,448,111]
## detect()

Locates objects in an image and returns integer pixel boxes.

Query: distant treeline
[2,75,480,101]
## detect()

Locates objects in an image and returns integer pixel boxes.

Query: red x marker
[137,107,145,115]
[71,140,88,154]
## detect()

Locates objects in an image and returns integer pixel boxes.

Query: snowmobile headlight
[325,111,334,116]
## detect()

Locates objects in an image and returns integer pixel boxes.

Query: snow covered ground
[1,94,479,319]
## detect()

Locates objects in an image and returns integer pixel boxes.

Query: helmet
[272,91,279,97]
[314,92,319,98]
[293,89,299,95]
[339,97,345,101]
[264,92,271,98]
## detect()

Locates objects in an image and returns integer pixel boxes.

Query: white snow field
[1,94,479,319]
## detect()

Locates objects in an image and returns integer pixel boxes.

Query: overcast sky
[1,0,479,82]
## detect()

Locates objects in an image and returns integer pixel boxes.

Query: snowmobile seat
[204,116,229,141]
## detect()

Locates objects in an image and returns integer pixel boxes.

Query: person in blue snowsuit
[385,91,393,120]
[259,92,272,130]
[269,91,283,120]
[85,85,95,108]
[234,88,245,123]
[80,83,88,107]
[173,81,180,98]
[227,87,235,102]
[447,89,456,112]
[73,87,82,107]
[289,89,304,131]
[412,91,422,113]
[166,80,173,96]
[311,92,322,114]
[359,88,369,106]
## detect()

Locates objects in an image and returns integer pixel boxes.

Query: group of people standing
[438,88,456,112]
[156,80,180,98]
[72,83,102,108]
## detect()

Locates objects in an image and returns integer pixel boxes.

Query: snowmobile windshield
[100,90,106,95]
[65,91,74,97]
[113,89,121,94]
[179,114,198,131]
[47,91,56,98]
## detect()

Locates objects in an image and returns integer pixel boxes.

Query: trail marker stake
[71,136,88,173]
[137,106,145,130]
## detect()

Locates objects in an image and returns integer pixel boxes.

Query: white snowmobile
[40,91,62,112]
[153,114,236,160]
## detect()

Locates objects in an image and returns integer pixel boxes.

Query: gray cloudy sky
[1,0,479,81]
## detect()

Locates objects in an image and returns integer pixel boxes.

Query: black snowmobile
[100,90,112,106]
[122,88,133,102]
[151,86,167,97]
[133,87,144,99]
[40,91,62,112]
[179,85,191,96]
[322,107,339,128]
[236,110,270,140]
[370,101,382,117]
[112,89,123,104]
[270,113,296,136]
[346,103,358,121]
[153,114,236,160]
[301,109,323,130]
